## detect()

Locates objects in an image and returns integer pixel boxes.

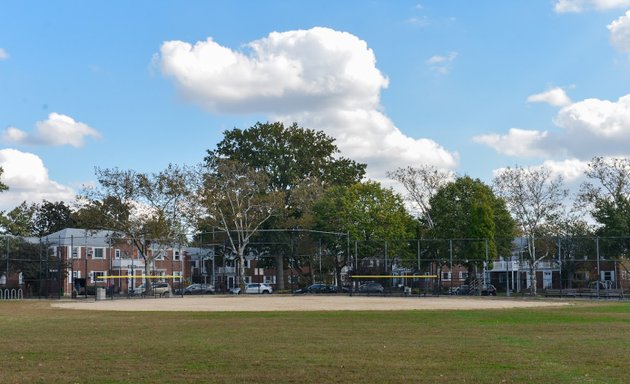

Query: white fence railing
[0,288,23,300]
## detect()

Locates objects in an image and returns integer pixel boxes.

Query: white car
[131,282,172,297]
[244,283,273,294]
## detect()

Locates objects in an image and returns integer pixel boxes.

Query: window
[155,251,164,261]
[92,271,106,284]
[243,276,252,284]
[459,272,468,280]
[442,272,451,281]
[115,249,121,259]
[602,271,614,281]
[173,271,182,283]
[157,270,166,282]
[264,275,276,284]
[71,246,81,259]
[93,248,105,259]
[174,250,181,261]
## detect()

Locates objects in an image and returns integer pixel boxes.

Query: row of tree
[2,122,630,293]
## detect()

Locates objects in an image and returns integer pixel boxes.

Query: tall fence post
[449,239,453,293]
[5,236,8,290]
[596,237,600,299]
[557,237,562,294]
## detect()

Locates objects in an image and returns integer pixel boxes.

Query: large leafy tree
[34,201,76,236]
[493,165,568,294]
[578,157,630,248]
[205,121,366,191]
[429,176,515,274]
[199,159,283,290]
[313,181,415,283]
[0,202,36,236]
[78,164,195,293]
[204,121,366,288]
[387,165,453,231]
[1,200,75,237]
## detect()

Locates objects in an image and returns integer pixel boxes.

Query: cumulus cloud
[473,129,552,158]
[555,0,630,13]
[0,149,75,211]
[608,11,630,54]
[2,113,102,147]
[426,52,458,74]
[526,87,572,107]
[476,94,630,160]
[540,158,590,182]
[157,27,458,179]
[0,48,8,60]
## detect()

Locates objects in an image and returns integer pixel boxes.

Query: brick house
[41,228,187,296]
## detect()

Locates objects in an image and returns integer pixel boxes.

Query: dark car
[456,285,471,295]
[481,284,497,296]
[311,284,337,293]
[184,283,215,295]
[358,282,385,294]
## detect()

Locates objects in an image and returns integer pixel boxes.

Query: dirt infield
[51,295,570,312]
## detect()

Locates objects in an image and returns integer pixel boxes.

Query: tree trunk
[529,263,537,295]
[239,253,246,291]
[144,259,152,295]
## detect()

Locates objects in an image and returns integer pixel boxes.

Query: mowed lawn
[1,300,629,383]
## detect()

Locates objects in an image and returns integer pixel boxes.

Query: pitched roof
[41,228,116,247]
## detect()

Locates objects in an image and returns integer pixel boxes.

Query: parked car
[358,282,384,294]
[244,283,273,294]
[184,283,215,295]
[456,285,471,295]
[132,282,172,297]
[294,283,344,294]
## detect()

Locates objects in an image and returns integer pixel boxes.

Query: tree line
[1,122,630,292]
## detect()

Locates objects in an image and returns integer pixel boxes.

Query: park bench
[544,289,576,297]
[545,288,624,299]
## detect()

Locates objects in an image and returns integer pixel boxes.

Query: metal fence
[2,232,629,299]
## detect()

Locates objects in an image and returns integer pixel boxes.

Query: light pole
[128,238,134,294]
[70,235,75,298]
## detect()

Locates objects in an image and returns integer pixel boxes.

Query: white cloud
[554,95,630,138]
[426,52,458,74]
[608,10,630,54]
[477,94,630,160]
[0,149,75,211]
[473,129,552,158]
[0,48,8,61]
[540,158,590,182]
[158,27,458,180]
[2,113,102,147]
[407,16,430,27]
[555,0,630,13]
[526,87,572,107]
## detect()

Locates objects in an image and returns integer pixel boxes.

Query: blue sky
[2,0,630,210]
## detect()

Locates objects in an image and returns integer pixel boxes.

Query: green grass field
[1,300,629,383]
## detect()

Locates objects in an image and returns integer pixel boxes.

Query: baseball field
[1,296,628,383]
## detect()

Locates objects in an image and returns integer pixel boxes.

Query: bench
[544,288,624,299]
[544,289,576,297]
